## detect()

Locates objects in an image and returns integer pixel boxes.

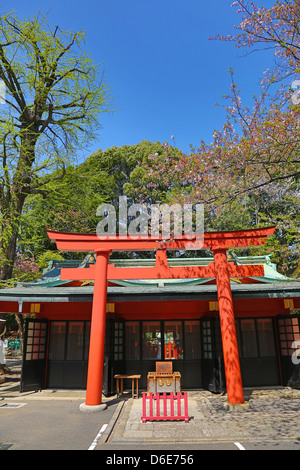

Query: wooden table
[114,374,141,399]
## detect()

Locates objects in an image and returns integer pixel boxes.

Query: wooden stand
[114,374,141,399]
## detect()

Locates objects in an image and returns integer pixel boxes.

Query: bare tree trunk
[15,314,24,340]
[0,231,18,281]
[0,204,25,374]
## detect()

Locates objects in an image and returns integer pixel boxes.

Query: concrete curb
[98,400,126,445]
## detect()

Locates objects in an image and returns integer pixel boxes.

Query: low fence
[142,391,189,423]
[5,339,23,357]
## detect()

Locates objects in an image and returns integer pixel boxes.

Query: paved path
[2,359,300,449]
[0,360,118,450]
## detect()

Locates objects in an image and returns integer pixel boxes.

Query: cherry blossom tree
[132,1,300,273]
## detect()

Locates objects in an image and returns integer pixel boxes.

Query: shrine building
[0,226,300,411]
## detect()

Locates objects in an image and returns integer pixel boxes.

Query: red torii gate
[47,226,275,410]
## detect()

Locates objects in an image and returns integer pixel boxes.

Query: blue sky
[1,0,276,158]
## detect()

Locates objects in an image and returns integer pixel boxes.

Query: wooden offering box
[147,362,181,394]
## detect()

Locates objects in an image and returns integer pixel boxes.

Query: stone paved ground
[198,394,300,442]
[109,388,300,444]
[2,361,300,446]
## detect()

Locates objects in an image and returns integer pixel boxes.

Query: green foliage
[0,10,112,279]
[17,141,168,258]
[37,250,64,270]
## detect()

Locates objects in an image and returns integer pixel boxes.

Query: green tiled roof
[109,254,295,287]
[17,254,297,288]
[0,282,300,304]
[0,254,297,304]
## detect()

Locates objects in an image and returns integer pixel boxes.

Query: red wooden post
[150,393,153,418]
[213,247,244,405]
[184,392,189,422]
[177,392,181,416]
[156,392,160,416]
[163,392,167,416]
[80,249,111,411]
[170,392,174,417]
[142,392,146,422]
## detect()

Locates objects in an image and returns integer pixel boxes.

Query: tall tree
[18,140,167,258]
[0,10,112,281]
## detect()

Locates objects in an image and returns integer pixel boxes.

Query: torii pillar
[213,247,245,407]
[79,249,111,412]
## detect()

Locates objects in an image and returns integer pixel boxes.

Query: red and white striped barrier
[142,391,189,423]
